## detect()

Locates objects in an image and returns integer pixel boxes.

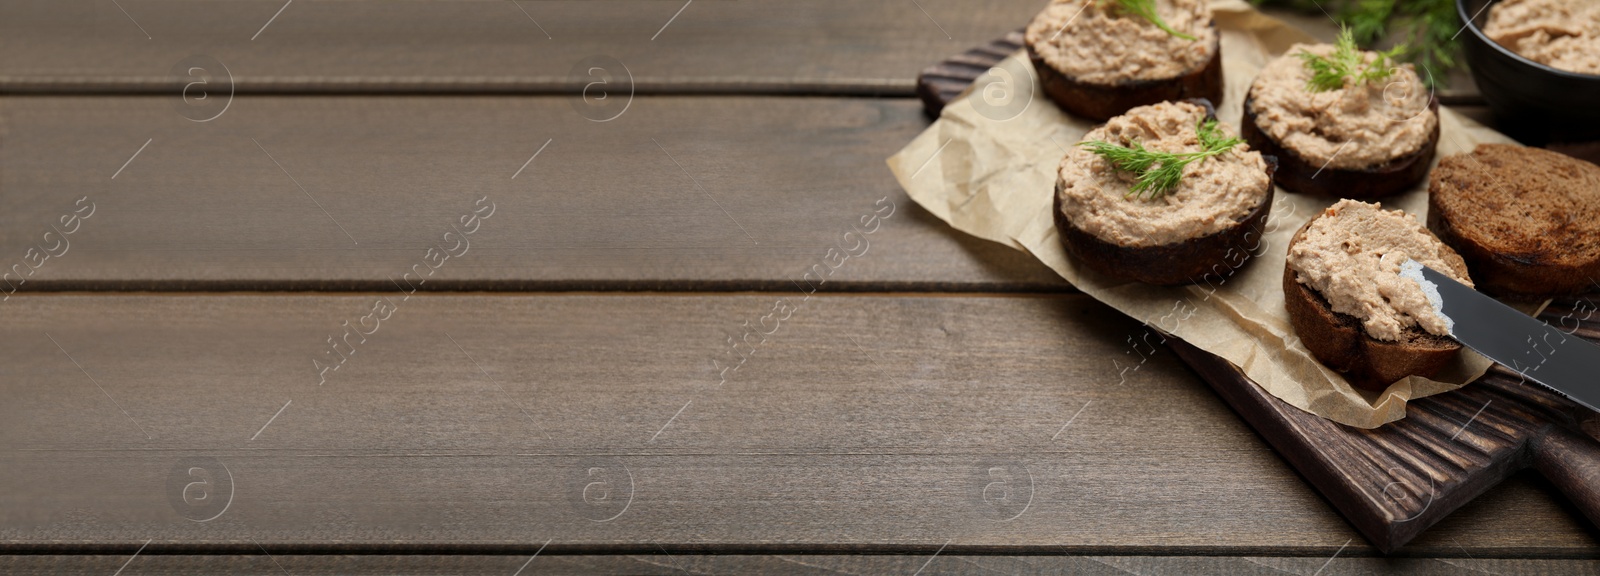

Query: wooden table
[1,2,1595,574]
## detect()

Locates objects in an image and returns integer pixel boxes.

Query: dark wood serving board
[915,38,1600,552]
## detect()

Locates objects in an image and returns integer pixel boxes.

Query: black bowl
[1458,0,1600,144]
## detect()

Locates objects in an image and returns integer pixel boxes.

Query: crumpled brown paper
[887,0,1532,428]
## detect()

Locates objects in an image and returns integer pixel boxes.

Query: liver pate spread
[1287,200,1471,342]
[1484,0,1600,76]
[1025,0,1216,84]
[1057,101,1270,247]
[1247,43,1436,169]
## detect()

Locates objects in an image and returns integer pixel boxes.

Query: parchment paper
[887,0,1526,428]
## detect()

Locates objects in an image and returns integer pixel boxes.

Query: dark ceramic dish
[1458,0,1600,144]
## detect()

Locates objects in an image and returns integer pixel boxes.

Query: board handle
[1531,427,1600,528]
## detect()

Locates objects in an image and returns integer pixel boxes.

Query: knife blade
[1404,259,1600,413]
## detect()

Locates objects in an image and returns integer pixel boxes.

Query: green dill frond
[1106,0,1197,41]
[1079,118,1243,200]
[1080,140,1159,174]
[1343,0,1456,77]
[1296,26,1408,92]
[1254,0,1456,88]
[1297,49,1347,92]
[1345,0,1393,45]
[1196,118,1243,153]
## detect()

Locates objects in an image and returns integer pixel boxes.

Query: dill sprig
[1105,0,1197,41]
[1079,118,1243,200]
[1296,26,1407,92]
[1344,0,1454,85]
[1251,0,1457,89]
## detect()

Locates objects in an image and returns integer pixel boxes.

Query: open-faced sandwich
[1427,143,1600,300]
[1285,200,1472,391]
[1242,29,1438,198]
[1024,0,1222,121]
[1055,100,1275,285]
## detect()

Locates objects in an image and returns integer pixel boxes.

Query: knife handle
[1531,426,1600,528]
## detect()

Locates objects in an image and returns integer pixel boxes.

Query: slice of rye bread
[1427,144,1600,300]
[1054,100,1278,286]
[1282,218,1464,392]
[1026,22,1223,122]
[1240,93,1439,199]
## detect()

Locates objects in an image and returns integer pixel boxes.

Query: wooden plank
[0,95,1066,292]
[4,553,1598,575]
[0,0,1046,94]
[1,293,1594,555]
[0,2,1485,101]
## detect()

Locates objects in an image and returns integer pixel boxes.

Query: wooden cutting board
[915,33,1600,552]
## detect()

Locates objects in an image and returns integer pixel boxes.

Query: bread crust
[1240,93,1439,199]
[1427,209,1598,300]
[1427,145,1600,300]
[1053,101,1277,286]
[1026,22,1223,122]
[1282,219,1462,391]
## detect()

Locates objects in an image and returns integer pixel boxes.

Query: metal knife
[1403,259,1600,413]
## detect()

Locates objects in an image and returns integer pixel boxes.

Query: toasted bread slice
[1284,213,1466,391]
[1055,182,1273,285]
[1029,28,1223,122]
[1023,0,1223,121]
[1054,100,1277,285]
[1427,144,1600,300]
[1283,264,1461,391]
[1241,94,1438,199]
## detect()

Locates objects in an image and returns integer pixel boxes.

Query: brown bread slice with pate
[1242,42,1438,199]
[1284,200,1472,391]
[1428,144,1600,300]
[1025,0,1222,121]
[1054,100,1276,285]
